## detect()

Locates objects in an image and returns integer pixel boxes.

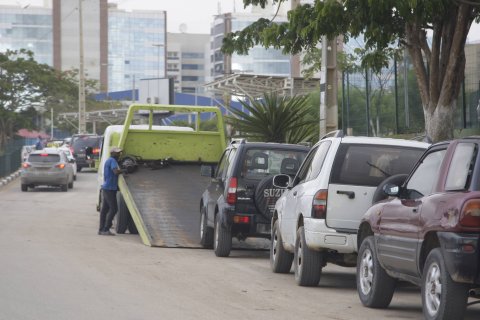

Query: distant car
[71,134,102,171]
[21,149,75,192]
[44,147,77,181]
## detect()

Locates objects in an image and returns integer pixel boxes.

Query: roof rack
[320,130,345,140]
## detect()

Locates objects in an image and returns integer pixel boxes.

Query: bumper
[222,206,271,238]
[304,217,357,253]
[438,232,480,284]
[21,172,68,186]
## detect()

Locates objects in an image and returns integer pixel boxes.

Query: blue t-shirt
[102,157,120,190]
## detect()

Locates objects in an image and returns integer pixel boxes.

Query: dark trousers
[99,189,118,232]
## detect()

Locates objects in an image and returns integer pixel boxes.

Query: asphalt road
[0,170,479,320]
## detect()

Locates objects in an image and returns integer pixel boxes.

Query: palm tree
[226,93,318,144]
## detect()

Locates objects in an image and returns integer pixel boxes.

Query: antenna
[217,1,221,14]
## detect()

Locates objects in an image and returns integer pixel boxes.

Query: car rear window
[330,144,425,187]
[72,136,101,149]
[29,154,61,163]
[241,148,307,180]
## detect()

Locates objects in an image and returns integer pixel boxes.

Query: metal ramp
[124,165,209,248]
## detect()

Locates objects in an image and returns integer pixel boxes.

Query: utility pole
[50,108,54,139]
[78,0,86,133]
[319,36,339,138]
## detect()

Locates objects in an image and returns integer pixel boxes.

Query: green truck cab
[96,104,226,247]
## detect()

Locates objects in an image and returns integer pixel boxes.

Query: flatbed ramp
[124,165,209,248]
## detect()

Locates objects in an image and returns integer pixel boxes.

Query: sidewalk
[0,170,21,188]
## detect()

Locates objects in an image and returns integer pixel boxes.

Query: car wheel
[61,183,68,192]
[357,236,396,308]
[21,184,28,192]
[200,207,214,248]
[115,193,129,234]
[73,174,77,181]
[214,214,232,257]
[294,226,322,286]
[68,180,74,189]
[270,219,293,273]
[77,166,82,172]
[421,248,469,320]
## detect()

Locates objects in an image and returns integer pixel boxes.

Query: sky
[6,0,480,41]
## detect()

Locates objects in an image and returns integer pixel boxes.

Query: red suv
[356,138,480,320]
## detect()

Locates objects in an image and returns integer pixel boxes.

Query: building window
[181,76,202,81]
[182,52,204,59]
[182,64,204,70]
[182,87,196,93]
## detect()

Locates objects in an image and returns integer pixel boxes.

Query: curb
[0,170,21,188]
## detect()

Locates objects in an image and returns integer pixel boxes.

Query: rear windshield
[72,136,101,149]
[29,154,60,163]
[241,148,307,180]
[330,144,425,187]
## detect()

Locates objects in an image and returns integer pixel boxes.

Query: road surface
[0,170,479,320]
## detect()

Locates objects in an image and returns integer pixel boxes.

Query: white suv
[270,132,429,286]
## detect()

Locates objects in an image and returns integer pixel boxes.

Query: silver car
[21,150,75,192]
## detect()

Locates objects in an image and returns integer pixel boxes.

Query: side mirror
[273,174,292,189]
[200,165,215,178]
[69,158,75,164]
[85,146,93,155]
[383,183,400,196]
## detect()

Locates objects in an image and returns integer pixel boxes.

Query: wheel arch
[419,231,440,273]
[357,222,374,250]
[296,214,304,230]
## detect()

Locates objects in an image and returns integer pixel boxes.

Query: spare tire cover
[254,175,287,220]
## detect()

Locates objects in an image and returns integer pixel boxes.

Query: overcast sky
[7,0,480,40]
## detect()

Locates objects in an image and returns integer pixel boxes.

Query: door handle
[337,190,355,199]
[413,207,418,213]
[293,191,297,196]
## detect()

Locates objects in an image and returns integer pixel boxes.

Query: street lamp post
[152,43,164,104]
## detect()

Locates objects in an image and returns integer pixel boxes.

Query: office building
[167,32,210,94]
[0,5,53,66]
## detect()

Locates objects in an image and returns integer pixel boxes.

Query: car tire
[421,248,469,320]
[68,180,74,189]
[21,184,28,192]
[254,175,284,220]
[61,183,68,192]
[115,193,129,234]
[77,166,82,172]
[371,174,408,204]
[74,174,77,181]
[127,215,138,234]
[214,214,232,257]
[270,219,293,273]
[357,236,396,308]
[294,226,322,286]
[200,207,214,248]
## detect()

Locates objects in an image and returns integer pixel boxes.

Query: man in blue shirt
[99,147,124,235]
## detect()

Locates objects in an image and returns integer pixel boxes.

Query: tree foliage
[222,0,480,142]
[226,93,317,143]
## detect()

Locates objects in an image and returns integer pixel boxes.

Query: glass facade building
[0,6,52,66]
[108,9,166,92]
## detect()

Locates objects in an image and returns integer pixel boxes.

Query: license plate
[77,153,85,157]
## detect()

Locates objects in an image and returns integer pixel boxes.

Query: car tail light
[22,163,31,168]
[226,177,238,205]
[233,215,250,224]
[312,189,328,219]
[460,200,480,228]
[56,163,65,169]
[92,148,100,154]
[40,153,49,157]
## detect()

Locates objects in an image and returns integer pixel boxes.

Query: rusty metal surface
[124,165,209,248]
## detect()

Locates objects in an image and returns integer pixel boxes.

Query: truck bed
[124,164,209,248]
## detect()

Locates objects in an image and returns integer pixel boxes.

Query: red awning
[16,129,50,139]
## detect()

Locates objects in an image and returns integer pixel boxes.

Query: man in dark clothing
[98,147,124,236]
[35,135,44,150]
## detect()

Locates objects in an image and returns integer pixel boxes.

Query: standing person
[35,135,44,150]
[98,147,124,236]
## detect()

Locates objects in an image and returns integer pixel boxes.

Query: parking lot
[1,171,479,320]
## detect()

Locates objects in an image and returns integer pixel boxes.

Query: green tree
[222,0,479,142]
[226,93,317,143]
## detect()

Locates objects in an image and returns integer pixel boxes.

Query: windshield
[29,154,60,163]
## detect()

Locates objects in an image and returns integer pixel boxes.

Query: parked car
[200,140,309,257]
[356,137,480,320]
[71,134,102,171]
[270,131,429,286]
[44,147,77,181]
[21,149,75,192]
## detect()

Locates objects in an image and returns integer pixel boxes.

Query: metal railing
[0,139,23,179]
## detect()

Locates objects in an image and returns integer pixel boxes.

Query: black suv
[200,140,309,257]
[71,134,102,171]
